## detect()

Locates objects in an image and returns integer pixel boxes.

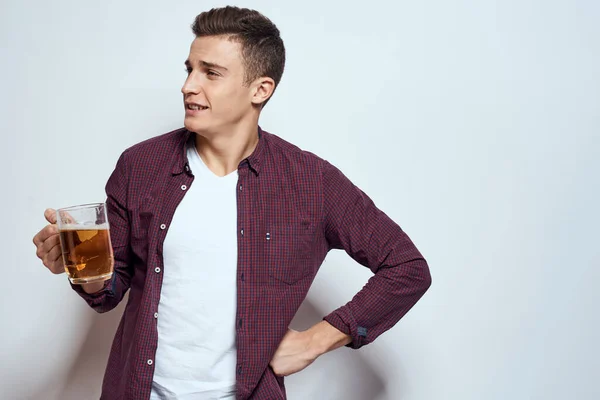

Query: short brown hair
[191,6,285,106]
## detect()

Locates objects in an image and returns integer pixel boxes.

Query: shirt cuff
[323,306,369,350]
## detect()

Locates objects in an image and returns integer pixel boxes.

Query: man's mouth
[186,103,209,111]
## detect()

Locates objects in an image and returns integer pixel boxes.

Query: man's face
[182,35,255,135]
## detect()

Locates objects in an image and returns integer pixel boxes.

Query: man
[32,6,431,400]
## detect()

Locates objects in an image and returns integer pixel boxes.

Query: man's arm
[270,160,431,376]
[320,160,432,348]
[70,152,134,313]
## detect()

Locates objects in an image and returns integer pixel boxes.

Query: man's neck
[194,124,259,177]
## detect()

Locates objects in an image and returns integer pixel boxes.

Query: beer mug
[56,203,114,284]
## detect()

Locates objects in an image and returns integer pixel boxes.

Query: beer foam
[60,223,109,230]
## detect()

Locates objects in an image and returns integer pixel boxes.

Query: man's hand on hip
[269,321,352,377]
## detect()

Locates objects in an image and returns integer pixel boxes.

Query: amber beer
[59,225,114,284]
[56,203,114,284]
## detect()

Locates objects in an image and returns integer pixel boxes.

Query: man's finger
[46,243,62,263]
[35,224,58,247]
[46,248,64,274]
[44,208,57,224]
[42,254,57,273]
[42,233,61,254]
[32,229,45,247]
[43,250,64,274]
[35,244,43,259]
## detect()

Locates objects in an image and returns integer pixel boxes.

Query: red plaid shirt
[71,127,431,399]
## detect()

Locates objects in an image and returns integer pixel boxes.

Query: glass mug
[56,203,114,284]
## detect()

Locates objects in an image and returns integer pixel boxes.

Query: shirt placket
[236,164,249,386]
[144,163,195,381]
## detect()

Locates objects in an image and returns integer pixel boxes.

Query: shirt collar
[171,126,265,176]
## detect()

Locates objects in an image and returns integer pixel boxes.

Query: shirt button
[239,185,243,191]
[181,184,187,191]
[237,365,242,375]
[240,229,244,236]
[155,267,161,273]
[154,312,158,319]
[160,224,166,230]
[147,359,153,366]
[240,273,245,282]
[238,318,243,328]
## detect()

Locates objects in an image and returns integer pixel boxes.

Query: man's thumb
[44,208,57,224]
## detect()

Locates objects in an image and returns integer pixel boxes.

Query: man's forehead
[188,36,242,65]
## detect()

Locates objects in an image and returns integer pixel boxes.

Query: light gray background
[1,0,598,399]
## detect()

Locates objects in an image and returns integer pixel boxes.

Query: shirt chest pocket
[266,224,315,285]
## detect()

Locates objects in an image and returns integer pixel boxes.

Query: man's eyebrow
[184,59,228,72]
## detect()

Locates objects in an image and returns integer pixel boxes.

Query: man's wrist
[307,320,352,358]
[80,280,107,294]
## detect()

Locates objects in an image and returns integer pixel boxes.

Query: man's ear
[250,77,276,106]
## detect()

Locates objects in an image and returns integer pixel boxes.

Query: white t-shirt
[150,141,239,400]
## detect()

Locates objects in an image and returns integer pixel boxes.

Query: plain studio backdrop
[1,0,598,399]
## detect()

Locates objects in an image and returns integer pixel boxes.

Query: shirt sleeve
[321,160,432,349]
[70,151,134,313]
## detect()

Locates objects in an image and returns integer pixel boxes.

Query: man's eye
[207,70,219,77]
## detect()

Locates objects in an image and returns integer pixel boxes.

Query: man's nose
[181,75,201,95]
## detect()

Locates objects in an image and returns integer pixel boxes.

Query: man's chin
[184,118,207,133]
